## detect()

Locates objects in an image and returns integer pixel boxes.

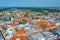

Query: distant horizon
[0,6,60,8]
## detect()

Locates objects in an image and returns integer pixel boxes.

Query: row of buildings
[0,9,60,40]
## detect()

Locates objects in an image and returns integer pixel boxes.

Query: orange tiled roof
[16,29,25,35]
[11,35,28,40]
[11,23,17,27]
[18,35,28,40]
